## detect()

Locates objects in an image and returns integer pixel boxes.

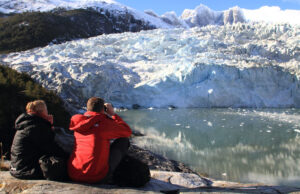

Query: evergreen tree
[0,65,71,158]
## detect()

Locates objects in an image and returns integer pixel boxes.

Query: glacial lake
[118,108,300,186]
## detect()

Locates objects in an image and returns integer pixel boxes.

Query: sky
[116,0,300,15]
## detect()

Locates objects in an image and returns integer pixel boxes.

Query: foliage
[0,64,71,157]
[0,9,155,53]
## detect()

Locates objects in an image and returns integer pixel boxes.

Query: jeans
[100,138,130,183]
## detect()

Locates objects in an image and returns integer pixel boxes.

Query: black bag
[113,155,150,187]
[39,155,68,181]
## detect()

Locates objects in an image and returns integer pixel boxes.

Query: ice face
[1,23,300,109]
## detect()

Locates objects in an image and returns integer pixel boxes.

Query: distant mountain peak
[0,0,299,28]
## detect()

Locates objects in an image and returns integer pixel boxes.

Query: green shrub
[0,64,71,158]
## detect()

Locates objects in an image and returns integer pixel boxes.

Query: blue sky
[116,0,300,15]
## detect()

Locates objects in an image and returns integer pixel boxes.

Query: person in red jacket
[68,97,132,183]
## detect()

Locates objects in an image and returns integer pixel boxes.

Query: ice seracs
[180,4,245,27]
[1,22,299,109]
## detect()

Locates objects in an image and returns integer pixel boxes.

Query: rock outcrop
[1,170,300,194]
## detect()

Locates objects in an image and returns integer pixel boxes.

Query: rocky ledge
[1,146,300,194]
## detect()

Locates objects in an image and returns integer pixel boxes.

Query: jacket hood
[69,111,105,132]
[15,113,50,131]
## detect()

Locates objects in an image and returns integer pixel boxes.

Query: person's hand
[47,114,54,125]
[104,103,115,116]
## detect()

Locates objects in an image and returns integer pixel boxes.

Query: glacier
[1,23,300,109]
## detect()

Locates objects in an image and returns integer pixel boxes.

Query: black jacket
[10,113,68,179]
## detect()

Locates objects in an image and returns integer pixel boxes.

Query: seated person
[10,100,68,179]
[68,97,132,183]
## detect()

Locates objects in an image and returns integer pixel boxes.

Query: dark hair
[87,97,104,112]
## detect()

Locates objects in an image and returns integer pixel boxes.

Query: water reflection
[118,108,300,186]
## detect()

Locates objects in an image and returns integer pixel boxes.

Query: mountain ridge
[0,8,155,53]
[1,0,299,28]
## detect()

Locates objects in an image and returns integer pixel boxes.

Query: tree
[0,65,71,158]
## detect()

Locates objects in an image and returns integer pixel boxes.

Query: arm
[30,121,68,158]
[98,103,132,139]
[98,114,132,139]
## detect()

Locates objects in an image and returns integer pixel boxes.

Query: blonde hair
[26,100,47,113]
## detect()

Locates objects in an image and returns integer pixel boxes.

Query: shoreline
[1,147,300,194]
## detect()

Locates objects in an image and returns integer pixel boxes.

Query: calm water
[118,108,300,186]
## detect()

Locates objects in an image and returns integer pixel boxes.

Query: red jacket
[67,111,132,183]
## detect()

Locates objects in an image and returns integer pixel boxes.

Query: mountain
[1,0,300,28]
[0,0,172,28]
[1,0,299,54]
[0,8,155,53]
[1,23,299,109]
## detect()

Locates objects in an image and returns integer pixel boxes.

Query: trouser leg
[108,138,130,173]
[99,138,130,184]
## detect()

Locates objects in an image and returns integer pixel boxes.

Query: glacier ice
[1,23,300,109]
[180,4,245,27]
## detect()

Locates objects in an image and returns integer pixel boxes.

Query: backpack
[113,155,150,187]
[39,155,69,181]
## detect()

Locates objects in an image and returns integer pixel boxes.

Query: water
[118,108,300,186]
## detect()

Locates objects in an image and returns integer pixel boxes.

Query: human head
[87,97,104,112]
[26,100,48,116]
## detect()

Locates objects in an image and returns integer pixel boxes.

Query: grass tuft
[0,142,9,171]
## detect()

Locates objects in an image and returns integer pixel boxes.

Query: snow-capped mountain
[1,23,299,109]
[0,0,172,28]
[1,0,300,28]
[0,0,119,13]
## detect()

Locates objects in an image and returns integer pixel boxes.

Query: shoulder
[71,114,86,120]
[15,113,34,130]
[15,113,30,124]
[16,113,51,131]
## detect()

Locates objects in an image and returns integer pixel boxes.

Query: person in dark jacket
[10,100,68,179]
